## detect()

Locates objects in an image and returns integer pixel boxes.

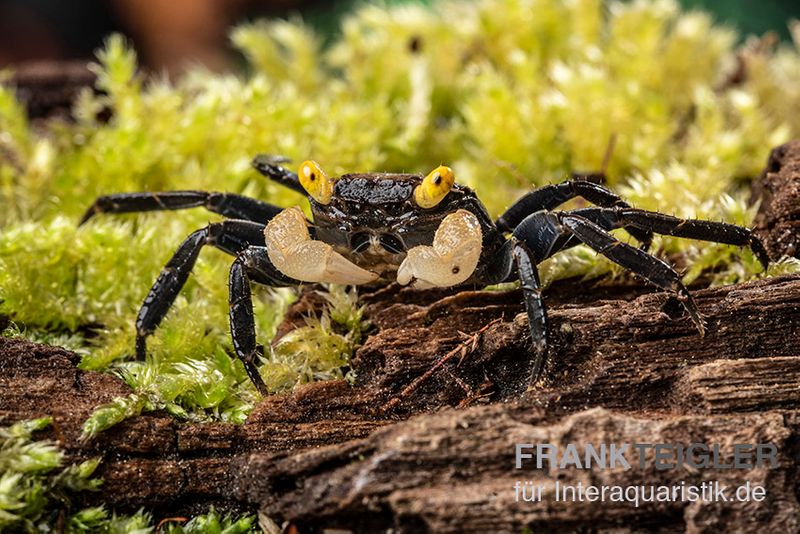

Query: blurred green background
[1,0,798,72]
[679,0,798,40]
[304,0,800,42]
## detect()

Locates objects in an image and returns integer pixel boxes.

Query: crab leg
[511,241,548,381]
[397,209,483,289]
[134,219,294,360]
[264,207,379,285]
[252,154,307,195]
[495,180,653,249]
[563,214,705,334]
[228,246,295,395]
[79,191,283,226]
[579,207,769,270]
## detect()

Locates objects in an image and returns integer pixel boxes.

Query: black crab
[79,155,770,394]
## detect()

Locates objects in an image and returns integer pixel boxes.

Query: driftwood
[2,96,800,530]
[3,272,800,530]
[753,139,800,260]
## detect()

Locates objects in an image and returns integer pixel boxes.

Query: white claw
[265,207,379,285]
[397,209,482,288]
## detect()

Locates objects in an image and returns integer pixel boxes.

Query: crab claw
[265,207,379,285]
[397,209,483,289]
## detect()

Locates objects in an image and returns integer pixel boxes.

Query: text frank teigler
[512,442,776,506]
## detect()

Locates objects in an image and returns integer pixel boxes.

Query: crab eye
[414,165,455,209]
[299,160,333,204]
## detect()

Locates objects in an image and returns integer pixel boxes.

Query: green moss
[80,285,366,437]
[160,509,256,533]
[0,417,101,531]
[2,0,800,433]
[0,418,256,533]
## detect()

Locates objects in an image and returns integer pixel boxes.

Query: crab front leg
[397,209,483,289]
[264,207,379,285]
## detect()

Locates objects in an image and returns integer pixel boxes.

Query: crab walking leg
[536,208,769,270]
[560,214,706,335]
[511,241,548,381]
[228,246,297,395]
[588,207,769,270]
[135,219,281,360]
[557,207,771,270]
[396,209,483,288]
[79,191,284,226]
[252,154,307,195]
[264,207,379,285]
[495,181,653,249]
[228,257,263,393]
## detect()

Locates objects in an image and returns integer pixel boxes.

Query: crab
[79,155,770,394]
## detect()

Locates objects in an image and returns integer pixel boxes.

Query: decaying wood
[2,141,800,531]
[231,272,799,533]
[753,140,800,259]
[241,408,799,533]
[2,272,800,529]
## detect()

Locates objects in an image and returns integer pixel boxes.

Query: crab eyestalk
[299,160,334,204]
[414,165,455,208]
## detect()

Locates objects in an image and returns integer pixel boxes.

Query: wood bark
[753,139,800,260]
[2,113,800,530]
[3,271,800,531]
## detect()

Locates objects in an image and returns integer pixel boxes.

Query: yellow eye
[299,160,333,204]
[414,165,455,208]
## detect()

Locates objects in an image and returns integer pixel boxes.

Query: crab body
[80,155,770,395]
[256,160,508,290]
[302,172,502,283]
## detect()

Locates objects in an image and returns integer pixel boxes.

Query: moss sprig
[0,417,101,531]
